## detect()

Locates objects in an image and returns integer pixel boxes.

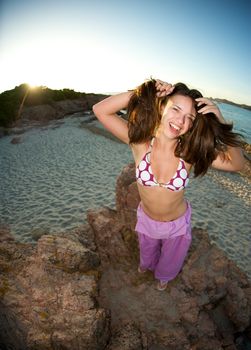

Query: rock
[153,326,190,349]
[115,163,140,231]
[225,281,251,331]
[0,230,110,349]
[30,227,49,241]
[65,224,97,252]
[177,296,199,325]
[106,322,143,350]
[37,234,100,272]
[0,225,14,242]
[14,95,108,127]
[90,164,251,349]
[10,136,23,144]
[191,337,223,350]
[87,207,132,265]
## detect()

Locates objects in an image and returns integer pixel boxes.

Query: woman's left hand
[196,97,226,123]
[155,79,174,97]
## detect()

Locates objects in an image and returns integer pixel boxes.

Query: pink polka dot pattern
[136,138,189,192]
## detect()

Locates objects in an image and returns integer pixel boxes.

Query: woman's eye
[187,116,194,123]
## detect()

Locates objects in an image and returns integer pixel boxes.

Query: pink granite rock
[0,228,110,349]
[115,163,140,231]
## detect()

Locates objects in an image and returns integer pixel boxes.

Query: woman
[93,78,244,291]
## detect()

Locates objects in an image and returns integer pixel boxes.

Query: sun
[26,83,38,90]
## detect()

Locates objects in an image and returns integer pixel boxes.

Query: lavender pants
[135,202,192,283]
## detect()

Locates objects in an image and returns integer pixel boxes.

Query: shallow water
[0,113,250,278]
[218,102,251,143]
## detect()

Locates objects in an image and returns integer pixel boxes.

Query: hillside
[0,84,108,127]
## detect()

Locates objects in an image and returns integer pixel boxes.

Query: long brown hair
[127,79,202,143]
[127,79,160,143]
[127,78,244,177]
[176,113,244,177]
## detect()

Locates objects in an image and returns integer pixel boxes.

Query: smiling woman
[93,78,245,291]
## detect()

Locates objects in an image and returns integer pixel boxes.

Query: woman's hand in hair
[196,97,226,124]
[155,79,174,97]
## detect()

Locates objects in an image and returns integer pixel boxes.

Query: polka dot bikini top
[136,137,189,191]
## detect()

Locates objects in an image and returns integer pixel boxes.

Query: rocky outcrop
[89,163,251,349]
[19,99,87,123]
[12,93,108,128]
[115,163,140,231]
[0,94,108,140]
[0,164,250,349]
[0,226,110,349]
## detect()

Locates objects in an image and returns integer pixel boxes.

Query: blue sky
[0,0,250,104]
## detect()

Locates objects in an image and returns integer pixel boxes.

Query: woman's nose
[176,113,185,125]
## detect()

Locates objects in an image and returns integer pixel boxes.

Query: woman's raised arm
[211,146,245,172]
[92,91,133,144]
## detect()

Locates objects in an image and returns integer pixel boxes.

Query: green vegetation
[0,84,86,127]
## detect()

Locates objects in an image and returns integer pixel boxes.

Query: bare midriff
[137,184,188,222]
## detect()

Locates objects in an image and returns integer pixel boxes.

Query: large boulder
[17,94,108,124]
[0,227,110,349]
[115,162,140,231]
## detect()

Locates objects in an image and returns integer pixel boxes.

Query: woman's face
[160,94,196,138]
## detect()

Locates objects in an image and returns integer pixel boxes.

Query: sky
[0,0,251,104]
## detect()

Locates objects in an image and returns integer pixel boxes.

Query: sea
[0,102,250,278]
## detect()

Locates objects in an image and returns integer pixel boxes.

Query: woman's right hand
[155,79,174,97]
[196,97,226,124]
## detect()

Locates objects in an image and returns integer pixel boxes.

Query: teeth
[170,123,180,131]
